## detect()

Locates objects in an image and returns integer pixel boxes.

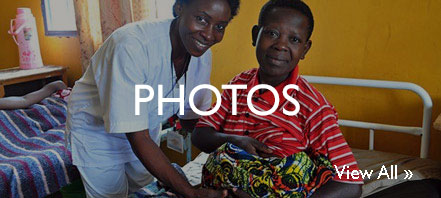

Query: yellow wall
[1,1,439,162]
[211,0,441,161]
[0,0,82,86]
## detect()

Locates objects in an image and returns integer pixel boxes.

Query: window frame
[41,0,77,37]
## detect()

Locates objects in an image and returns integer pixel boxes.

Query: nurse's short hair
[173,0,240,19]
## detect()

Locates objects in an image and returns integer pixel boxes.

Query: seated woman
[0,80,67,110]
[192,0,362,197]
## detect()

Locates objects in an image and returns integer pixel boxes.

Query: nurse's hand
[188,188,228,198]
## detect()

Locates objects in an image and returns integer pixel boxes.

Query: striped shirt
[196,67,363,184]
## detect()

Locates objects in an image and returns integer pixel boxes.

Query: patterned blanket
[0,97,78,198]
[202,143,335,198]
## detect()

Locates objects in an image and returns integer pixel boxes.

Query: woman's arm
[192,127,273,156]
[192,127,234,153]
[179,118,199,131]
[0,80,66,110]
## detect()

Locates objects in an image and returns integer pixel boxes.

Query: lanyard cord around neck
[169,55,189,115]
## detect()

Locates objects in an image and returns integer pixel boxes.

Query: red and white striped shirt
[196,67,363,184]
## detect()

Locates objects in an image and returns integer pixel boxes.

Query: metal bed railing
[303,75,433,158]
[160,76,433,162]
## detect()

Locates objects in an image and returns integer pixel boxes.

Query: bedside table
[0,65,67,97]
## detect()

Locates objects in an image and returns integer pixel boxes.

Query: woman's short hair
[173,0,240,19]
[259,0,314,40]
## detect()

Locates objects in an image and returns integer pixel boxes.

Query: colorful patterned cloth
[52,88,72,101]
[202,143,335,198]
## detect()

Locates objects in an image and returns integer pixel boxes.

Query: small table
[0,65,67,98]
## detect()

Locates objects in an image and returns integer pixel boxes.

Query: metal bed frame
[303,75,433,158]
[163,76,433,162]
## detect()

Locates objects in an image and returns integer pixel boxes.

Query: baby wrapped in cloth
[202,143,335,198]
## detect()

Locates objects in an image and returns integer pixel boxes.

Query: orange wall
[0,0,82,86]
[211,0,441,161]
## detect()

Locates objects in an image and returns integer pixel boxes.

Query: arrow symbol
[404,170,413,179]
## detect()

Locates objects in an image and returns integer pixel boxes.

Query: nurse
[66,0,240,197]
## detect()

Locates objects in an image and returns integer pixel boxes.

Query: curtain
[73,0,173,72]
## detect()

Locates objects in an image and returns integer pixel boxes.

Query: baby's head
[252,0,314,78]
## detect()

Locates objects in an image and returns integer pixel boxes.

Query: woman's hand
[192,127,277,158]
[229,135,274,157]
[46,80,67,92]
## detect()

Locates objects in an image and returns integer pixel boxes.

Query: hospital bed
[0,96,79,198]
[303,75,441,196]
[136,75,441,197]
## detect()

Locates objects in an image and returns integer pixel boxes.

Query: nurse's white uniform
[66,19,212,198]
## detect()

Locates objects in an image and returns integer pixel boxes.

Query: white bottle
[8,8,44,70]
